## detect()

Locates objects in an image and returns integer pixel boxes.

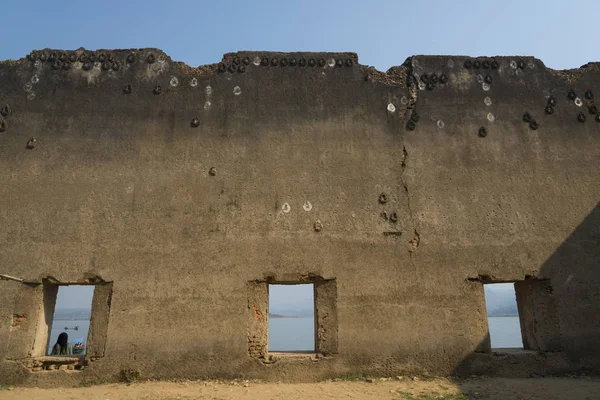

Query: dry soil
[1,376,599,400]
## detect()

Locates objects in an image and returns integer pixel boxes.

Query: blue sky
[1,0,598,71]
[55,285,94,310]
[269,284,314,316]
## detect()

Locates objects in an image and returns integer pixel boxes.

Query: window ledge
[35,356,84,361]
[263,352,329,363]
[23,356,86,372]
[493,348,540,354]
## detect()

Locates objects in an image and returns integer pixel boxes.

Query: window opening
[268,284,315,352]
[46,285,94,356]
[483,282,523,349]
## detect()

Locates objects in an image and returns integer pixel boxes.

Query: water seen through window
[268,284,315,352]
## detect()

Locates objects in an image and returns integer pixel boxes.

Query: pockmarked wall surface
[0,49,598,386]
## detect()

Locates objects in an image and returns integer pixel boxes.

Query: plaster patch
[189,78,198,87]
[31,75,39,84]
[303,201,313,212]
[574,98,583,107]
[205,86,212,95]
[281,202,291,214]
[233,86,242,95]
[477,74,484,83]
[510,60,517,69]
[387,103,396,113]
[253,57,261,66]
[487,112,495,122]
[400,96,408,105]
[418,82,426,91]
[484,97,492,106]
[170,76,179,87]
[437,120,445,129]
[482,83,491,91]
[327,58,335,67]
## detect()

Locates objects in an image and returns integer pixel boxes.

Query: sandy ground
[1,377,599,400]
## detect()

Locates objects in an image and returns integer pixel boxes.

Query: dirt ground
[1,376,599,400]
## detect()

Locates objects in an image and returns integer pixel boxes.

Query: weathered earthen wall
[0,49,598,386]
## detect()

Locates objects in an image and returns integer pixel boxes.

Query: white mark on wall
[303,201,313,212]
[400,96,408,105]
[510,60,517,69]
[418,81,426,91]
[387,103,396,113]
[484,97,492,106]
[437,120,445,129]
[204,86,212,111]
[158,59,166,75]
[233,86,242,95]
[574,98,583,107]
[190,78,198,87]
[24,72,40,100]
[482,83,490,91]
[170,76,179,87]
[145,55,167,79]
[327,58,335,67]
[487,112,495,122]
[281,202,291,214]
[253,56,261,66]
[476,74,484,83]
[81,61,103,85]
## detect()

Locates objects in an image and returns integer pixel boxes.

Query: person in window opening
[51,332,73,356]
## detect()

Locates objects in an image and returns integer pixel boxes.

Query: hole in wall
[483,282,523,349]
[268,284,315,352]
[47,285,94,356]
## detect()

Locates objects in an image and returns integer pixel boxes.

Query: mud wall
[0,49,598,386]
